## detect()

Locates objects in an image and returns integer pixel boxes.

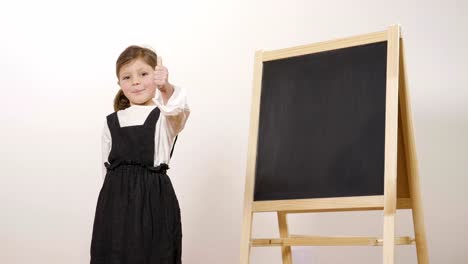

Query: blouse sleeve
[154,85,191,137]
[101,120,112,181]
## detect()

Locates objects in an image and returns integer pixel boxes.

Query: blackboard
[254,41,388,201]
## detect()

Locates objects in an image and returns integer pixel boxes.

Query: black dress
[91,106,182,264]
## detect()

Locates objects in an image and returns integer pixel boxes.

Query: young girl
[90,45,190,264]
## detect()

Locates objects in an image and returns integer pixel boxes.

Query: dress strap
[106,112,119,135]
[144,106,161,127]
[170,135,178,158]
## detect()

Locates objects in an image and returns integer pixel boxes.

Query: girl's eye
[122,76,129,80]
[142,72,148,76]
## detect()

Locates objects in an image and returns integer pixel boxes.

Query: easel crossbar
[252,196,412,213]
[251,236,415,247]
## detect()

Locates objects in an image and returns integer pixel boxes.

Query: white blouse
[101,85,190,180]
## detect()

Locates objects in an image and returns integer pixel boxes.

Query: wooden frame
[240,25,429,263]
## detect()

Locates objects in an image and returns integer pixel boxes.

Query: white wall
[0,0,466,263]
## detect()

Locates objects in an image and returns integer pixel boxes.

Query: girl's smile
[132,88,146,94]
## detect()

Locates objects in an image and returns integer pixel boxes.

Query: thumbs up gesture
[154,56,171,92]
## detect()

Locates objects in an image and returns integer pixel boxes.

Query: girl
[90,45,190,264]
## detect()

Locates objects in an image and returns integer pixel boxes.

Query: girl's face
[118,58,156,106]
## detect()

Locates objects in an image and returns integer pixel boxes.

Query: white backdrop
[1,0,467,263]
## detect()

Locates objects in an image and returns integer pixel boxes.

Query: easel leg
[399,37,430,264]
[241,49,264,264]
[383,24,400,264]
[411,201,429,263]
[278,212,293,264]
[383,211,396,264]
[240,211,253,264]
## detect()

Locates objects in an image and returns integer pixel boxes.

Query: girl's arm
[159,83,175,105]
[153,58,190,137]
[154,85,190,137]
[101,121,112,180]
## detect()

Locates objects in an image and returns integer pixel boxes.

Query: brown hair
[113,45,158,111]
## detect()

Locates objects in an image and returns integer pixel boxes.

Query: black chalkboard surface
[254,41,388,201]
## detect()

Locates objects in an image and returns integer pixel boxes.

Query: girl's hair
[113,45,158,111]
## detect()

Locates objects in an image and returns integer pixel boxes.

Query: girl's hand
[154,56,171,92]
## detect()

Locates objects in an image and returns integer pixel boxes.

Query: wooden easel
[240,25,429,264]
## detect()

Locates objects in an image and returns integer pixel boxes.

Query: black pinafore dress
[91,106,182,264]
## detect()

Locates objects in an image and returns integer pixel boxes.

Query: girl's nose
[132,78,141,85]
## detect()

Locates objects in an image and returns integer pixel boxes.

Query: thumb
[157,56,163,67]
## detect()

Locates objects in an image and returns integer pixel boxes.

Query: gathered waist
[104,159,169,174]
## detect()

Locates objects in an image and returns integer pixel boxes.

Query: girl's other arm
[101,120,111,180]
